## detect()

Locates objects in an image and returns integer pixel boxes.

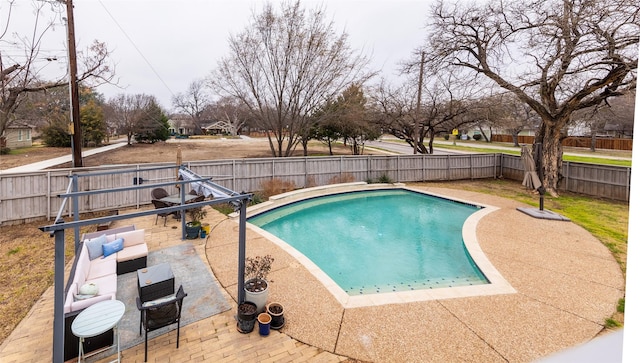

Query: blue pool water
[248,189,489,295]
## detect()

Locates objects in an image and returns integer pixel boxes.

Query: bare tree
[105,94,155,145]
[210,96,249,136]
[0,1,114,144]
[478,93,540,146]
[172,78,211,135]
[372,74,477,154]
[209,0,373,157]
[572,91,635,150]
[429,0,638,196]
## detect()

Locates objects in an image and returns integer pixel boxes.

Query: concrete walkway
[0,142,127,174]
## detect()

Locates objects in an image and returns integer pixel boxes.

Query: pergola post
[72,174,80,252]
[237,198,248,303]
[53,228,66,363]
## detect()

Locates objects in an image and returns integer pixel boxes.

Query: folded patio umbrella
[178,169,230,199]
[521,144,542,191]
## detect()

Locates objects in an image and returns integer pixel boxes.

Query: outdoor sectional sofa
[63,225,148,361]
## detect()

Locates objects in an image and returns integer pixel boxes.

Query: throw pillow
[86,234,107,260]
[77,282,99,298]
[142,294,176,308]
[102,237,124,258]
[74,294,96,301]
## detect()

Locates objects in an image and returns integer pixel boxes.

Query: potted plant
[266,302,285,330]
[244,254,274,313]
[185,206,207,239]
[257,312,271,336]
[236,301,257,333]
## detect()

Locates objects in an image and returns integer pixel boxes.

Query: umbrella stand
[534,143,544,211]
[517,144,569,221]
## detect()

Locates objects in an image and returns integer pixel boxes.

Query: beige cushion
[117,243,148,262]
[116,229,145,248]
[87,256,117,280]
[64,283,78,314]
[86,274,117,296]
[70,293,113,312]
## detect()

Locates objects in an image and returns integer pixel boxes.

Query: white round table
[71,299,125,363]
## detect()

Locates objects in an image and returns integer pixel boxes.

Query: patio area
[0,185,625,362]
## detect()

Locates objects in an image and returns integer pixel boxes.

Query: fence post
[627,167,631,202]
[47,171,52,220]
[136,165,141,209]
[233,160,237,191]
[71,174,80,252]
[304,157,308,188]
[565,162,570,192]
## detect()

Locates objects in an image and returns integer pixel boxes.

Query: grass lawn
[430,142,632,167]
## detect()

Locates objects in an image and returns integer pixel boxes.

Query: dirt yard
[0,136,383,170]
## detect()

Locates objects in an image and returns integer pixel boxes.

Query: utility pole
[413,51,425,155]
[65,0,83,167]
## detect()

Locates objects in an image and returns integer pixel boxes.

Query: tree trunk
[590,130,597,152]
[478,126,491,142]
[427,131,435,154]
[511,130,520,147]
[538,123,563,197]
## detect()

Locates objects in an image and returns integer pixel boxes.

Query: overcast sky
[8,0,431,110]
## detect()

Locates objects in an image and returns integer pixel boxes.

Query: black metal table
[137,263,175,303]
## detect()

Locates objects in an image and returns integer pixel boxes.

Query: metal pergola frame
[39,165,252,363]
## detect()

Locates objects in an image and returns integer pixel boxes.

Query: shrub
[187,206,207,226]
[41,125,71,147]
[328,173,355,184]
[244,255,274,292]
[472,134,482,141]
[305,176,317,188]
[376,174,393,183]
[258,178,296,199]
[444,134,450,140]
[0,147,10,155]
[368,174,393,184]
[212,203,236,215]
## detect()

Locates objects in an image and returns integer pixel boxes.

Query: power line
[96,0,176,100]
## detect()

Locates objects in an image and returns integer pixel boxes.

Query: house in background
[168,116,194,135]
[202,120,233,135]
[1,123,33,149]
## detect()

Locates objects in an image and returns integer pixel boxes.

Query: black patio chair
[151,199,173,226]
[151,188,169,200]
[136,285,187,362]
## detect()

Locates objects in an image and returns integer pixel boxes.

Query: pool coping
[243,182,516,308]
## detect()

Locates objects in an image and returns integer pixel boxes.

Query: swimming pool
[248,188,489,296]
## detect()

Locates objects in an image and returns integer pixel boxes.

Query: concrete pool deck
[210,184,625,362]
[0,185,625,362]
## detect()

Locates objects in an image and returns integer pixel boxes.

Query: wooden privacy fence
[491,134,633,151]
[0,153,631,225]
